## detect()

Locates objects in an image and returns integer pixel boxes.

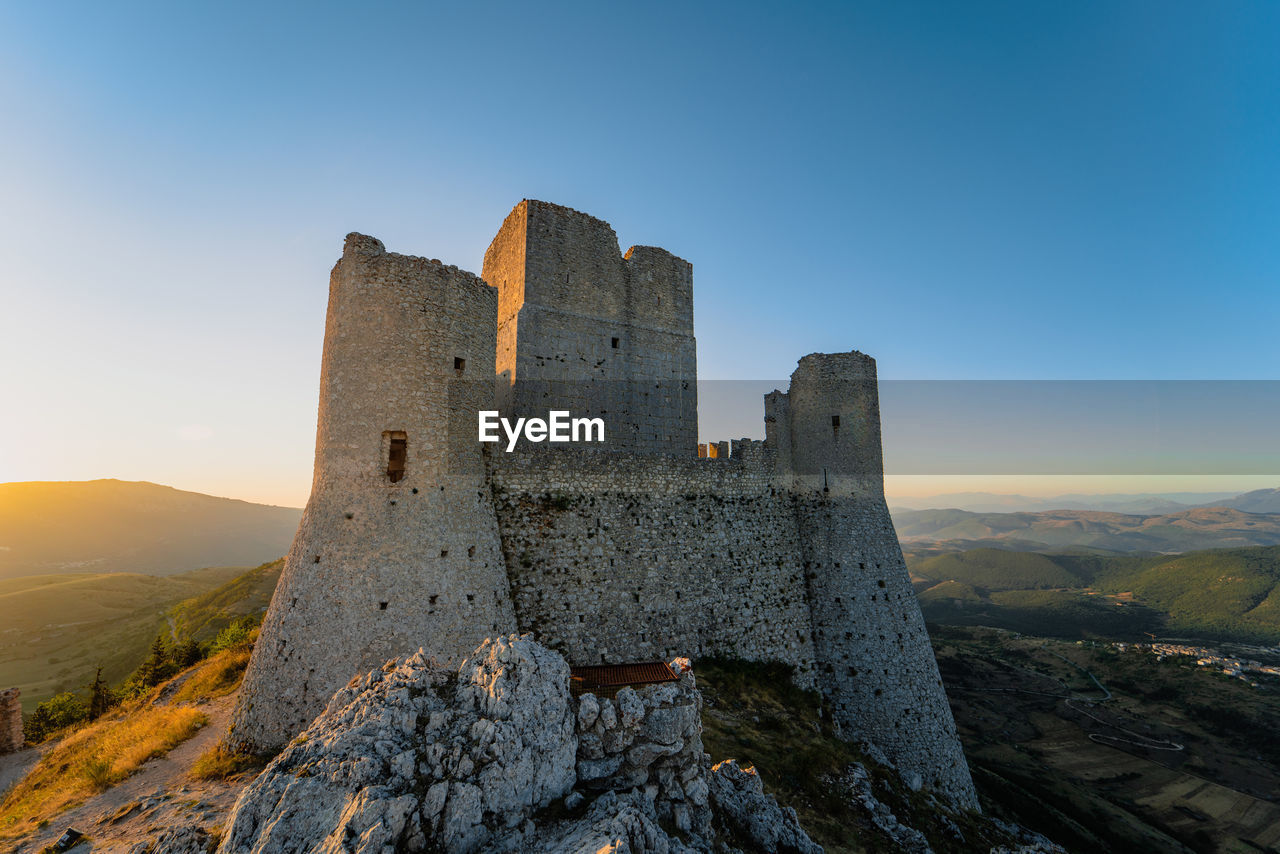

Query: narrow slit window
[831,415,840,429]
[385,431,407,483]
[611,337,619,349]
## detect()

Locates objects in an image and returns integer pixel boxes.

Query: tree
[26,692,88,742]
[88,667,114,720]
[134,634,177,690]
[173,637,204,669]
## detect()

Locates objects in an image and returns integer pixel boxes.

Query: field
[0,561,280,712]
[935,625,1280,853]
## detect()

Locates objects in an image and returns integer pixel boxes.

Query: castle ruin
[230,200,977,808]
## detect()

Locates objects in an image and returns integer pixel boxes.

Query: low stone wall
[0,688,22,754]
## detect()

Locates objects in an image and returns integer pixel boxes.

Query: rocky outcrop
[217,635,819,854]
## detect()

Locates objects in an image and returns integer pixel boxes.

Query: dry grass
[0,703,206,839]
[190,744,266,782]
[170,647,253,704]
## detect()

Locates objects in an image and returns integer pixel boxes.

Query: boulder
[217,636,821,854]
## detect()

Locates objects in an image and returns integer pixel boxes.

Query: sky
[0,2,1277,506]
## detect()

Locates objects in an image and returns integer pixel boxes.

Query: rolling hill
[913,545,1280,644]
[0,560,283,712]
[0,480,301,580]
[893,506,1280,554]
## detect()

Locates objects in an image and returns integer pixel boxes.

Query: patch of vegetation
[22,617,260,745]
[694,657,1037,853]
[190,744,267,782]
[0,703,207,839]
[167,560,283,643]
[170,645,254,705]
[914,548,1084,591]
[0,566,251,712]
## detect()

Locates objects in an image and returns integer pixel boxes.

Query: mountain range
[0,480,301,580]
[890,487,1280,515]
[893,506,1280,554]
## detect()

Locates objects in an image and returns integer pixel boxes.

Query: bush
[172,637,205,669]
[209,617,259,655]
[25,692,89,743]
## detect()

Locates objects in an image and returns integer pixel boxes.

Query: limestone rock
[128,824,214,854]
[218,639,822,854]
[218,635,575,854]
[709,760,823,854]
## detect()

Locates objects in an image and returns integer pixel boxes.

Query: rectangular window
[831,415,840,428]
[454,357,466,372]
[385,431,407,483]
[611,337,619,349]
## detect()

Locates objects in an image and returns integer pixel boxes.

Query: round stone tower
[782,352,979,809]
[229,234,517,752]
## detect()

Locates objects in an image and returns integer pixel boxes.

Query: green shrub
[209,616,259,654]
[25,692,89,743]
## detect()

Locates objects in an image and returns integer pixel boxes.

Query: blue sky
[1,2,1277,505]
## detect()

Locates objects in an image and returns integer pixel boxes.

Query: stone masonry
[0,688,22,754]
[231,200,979,809]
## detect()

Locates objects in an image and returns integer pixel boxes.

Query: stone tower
[483,200,698,455]
[229,234,517,751]
[770,352,977,807]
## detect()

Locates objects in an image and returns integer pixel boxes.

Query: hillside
[894,506,1280,553]
[0,480,300,580]
[1205,487,1280,514]
[0,560,282,712]
[914,545,1280,644]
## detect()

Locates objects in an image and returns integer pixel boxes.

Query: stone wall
[482,201,698,455]
[0,688,21,754]
[487,446,818,685]
[230,236,519,752]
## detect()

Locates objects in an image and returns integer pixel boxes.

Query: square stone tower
[483,200,698,455]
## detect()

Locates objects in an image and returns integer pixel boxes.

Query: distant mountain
[1203,488,1280,515]
[893,506,1280,554]
[889,490,1243,514]
[0,480,301,580]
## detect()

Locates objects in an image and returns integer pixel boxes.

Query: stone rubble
[216,635,820,854]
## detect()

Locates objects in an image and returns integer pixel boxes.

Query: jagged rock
[217,635,575,854]
[832,762,933,854]
[529,791,694,854]
[987,819,1068,854]
[217,636,822,854]
[128,823,213,854]
[709,760,823,854]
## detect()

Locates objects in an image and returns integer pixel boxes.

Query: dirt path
[0,748,44,802]
[7,692,255,854]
